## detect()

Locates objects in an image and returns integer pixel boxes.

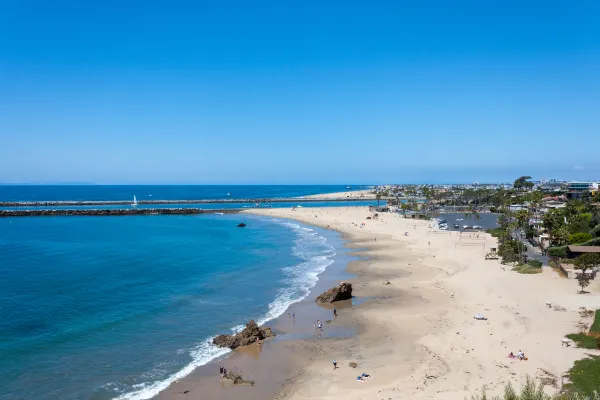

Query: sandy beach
[243,206,600,400]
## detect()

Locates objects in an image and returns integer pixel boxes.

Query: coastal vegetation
[566,309,600,349]
[470,376,600,399]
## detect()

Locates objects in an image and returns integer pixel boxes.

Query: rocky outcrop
[315,282,353,303]
[0,208,238,218]
[227,372,254,386]
[212,320,275,349]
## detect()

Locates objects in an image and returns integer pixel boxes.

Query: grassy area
[590,310,600,333]
[512,264,543,274]
[528,259,543,268]
[470,376,600,399]
[564,355,600,397]
[565,333,599,349]
[486,227,506,238]
[566,310,600,349]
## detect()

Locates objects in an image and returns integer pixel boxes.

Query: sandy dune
[248,206,600,400]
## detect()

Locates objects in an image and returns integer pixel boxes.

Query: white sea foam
[113,338,230,400]
[114,218,336,400]
[252,220,335,326]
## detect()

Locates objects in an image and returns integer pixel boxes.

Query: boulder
[315,282,353,303]
[228,372,254,386]
[212,320,275,349]
[349,361,358,368]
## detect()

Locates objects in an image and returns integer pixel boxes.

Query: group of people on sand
[219,366,228,378]
[508,350,528,361]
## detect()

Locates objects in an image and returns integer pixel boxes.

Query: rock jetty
[315,282,353,303]
[0,197,372,207]
[212,320,275,349]
[0,208,238,218]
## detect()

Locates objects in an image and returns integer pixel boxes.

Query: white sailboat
[132,195,138,207]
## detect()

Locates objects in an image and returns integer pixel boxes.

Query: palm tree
[400,202,410,217]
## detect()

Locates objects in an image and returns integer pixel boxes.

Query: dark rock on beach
[212,320,274,349]
[315,282,353,303]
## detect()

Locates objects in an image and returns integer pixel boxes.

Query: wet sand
[157,225,361,400]
[159,204,600,400]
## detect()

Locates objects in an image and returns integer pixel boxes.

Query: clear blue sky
[1,0,599,184]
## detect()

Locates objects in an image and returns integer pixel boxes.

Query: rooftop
[568,246,600,253]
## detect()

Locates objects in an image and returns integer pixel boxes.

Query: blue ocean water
[0,185,372,202]
[0,212,340,400]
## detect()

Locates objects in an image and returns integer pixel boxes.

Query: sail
[133,195,138,205]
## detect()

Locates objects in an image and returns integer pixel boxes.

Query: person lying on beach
[356,376,366,382]
[508,352,516,358]
[361,373,372,379]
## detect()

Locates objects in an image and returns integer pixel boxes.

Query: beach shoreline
[154,217,361,400]
[156,205,600,400]
[246,207,600,400]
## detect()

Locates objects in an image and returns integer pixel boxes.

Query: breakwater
[0,208,238,218]
[0,198,371,207]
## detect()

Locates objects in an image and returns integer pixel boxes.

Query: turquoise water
[0,212,341,400]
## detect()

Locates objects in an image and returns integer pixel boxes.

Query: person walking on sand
[333,358,337,370]
[333,308,337,317]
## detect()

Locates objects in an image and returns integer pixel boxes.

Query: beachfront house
[556,246,600,279]
[566,245,600,259]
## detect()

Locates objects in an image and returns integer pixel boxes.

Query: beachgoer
[292,313,295,319]
[313,321,316,331]
[219,366,224,376]
[223,368,227,377]
[333,308,337,317]
[333,358,337,369]
[508,352,515,358]
[517,350,524,360]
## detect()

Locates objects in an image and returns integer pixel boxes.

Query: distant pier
[0,208,239,218]
[0,197,373,207]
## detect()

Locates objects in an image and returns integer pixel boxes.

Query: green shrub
[548,246,568,258]
[579,237,600,247]
[512,264,543,274]
[590,310,600,333]
[487,227,506,238]
[564,355,600,397]
[527,259,543,268]
[569,220,592,235]
[470,375,600,399]
[566,333,599,349]
[569,232,593,244]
